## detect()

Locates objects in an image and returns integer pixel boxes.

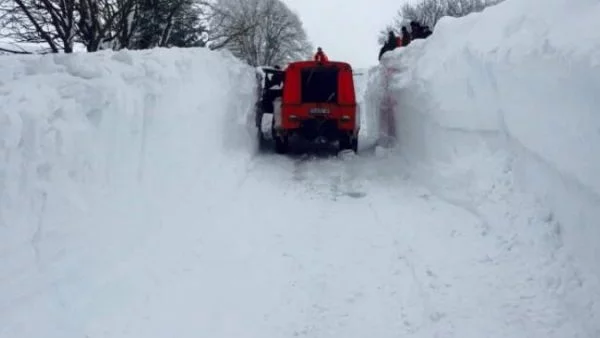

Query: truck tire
[339,135,357,153]
[275,136,289,154]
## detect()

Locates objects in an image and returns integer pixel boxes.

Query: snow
[1,0,599,336]
[366,0,600,334]
[0,47,258,337]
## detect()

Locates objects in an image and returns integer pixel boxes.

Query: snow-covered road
[1,111,581,338]
[2,150,566,338]
[2,0,600,333]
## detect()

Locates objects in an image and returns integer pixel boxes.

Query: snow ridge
[368,0,600,334]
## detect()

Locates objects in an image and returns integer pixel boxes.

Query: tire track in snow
[238,153,419,337]
[287,153,368,201]
[38,143,585,338]
[247,158,441,337]
[211,150,584,337]
[365,184,453,336]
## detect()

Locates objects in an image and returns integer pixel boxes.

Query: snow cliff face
[0,48,256,228]
[367,0,600,329]
[0,48,258,337]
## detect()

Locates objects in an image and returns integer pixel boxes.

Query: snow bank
[0,47,256,336]
[368,0,600,333]
[352,67,380,151]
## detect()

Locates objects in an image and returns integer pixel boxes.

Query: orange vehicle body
[272,60,359,152]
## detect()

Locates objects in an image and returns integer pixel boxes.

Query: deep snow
[367,0,600,334]
[1,0,599,336]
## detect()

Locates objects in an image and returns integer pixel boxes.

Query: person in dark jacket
[422,25,432,38]
[260,66,284,114]
[378,31,398,60]
[401,26,411,46]
[267,65,283,88]
[411,21,433,39]
[410,21,423,39]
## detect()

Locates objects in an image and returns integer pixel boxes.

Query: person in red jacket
[314,47,329,62]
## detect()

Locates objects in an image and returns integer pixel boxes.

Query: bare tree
[206,0,312,66]
[128,0,205,49]
[165,0,207,47]
[0,0,129,53]
[95,0,207,50]
[378,0,505,42]
[0,0,208,54]
[201,0,258,50]
[75,0,139,52]
[1,0,76,53]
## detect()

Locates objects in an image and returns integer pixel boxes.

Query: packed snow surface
[1,0,599,336]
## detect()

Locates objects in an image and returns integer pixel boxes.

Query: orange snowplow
[256,58,360,154]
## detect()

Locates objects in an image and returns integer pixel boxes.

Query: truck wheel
[275,136,289,154]
[351,138,358,153]
[339,135,355,152]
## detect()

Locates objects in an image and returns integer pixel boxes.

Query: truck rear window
[301,67,338,103]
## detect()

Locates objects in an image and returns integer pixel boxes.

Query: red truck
[256,59,360,154]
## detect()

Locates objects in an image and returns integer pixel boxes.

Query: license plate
[310,108,329,115]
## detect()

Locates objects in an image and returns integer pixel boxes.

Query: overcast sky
[280,0,408,69]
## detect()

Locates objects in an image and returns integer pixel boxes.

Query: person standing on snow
[410,21,433,39]
[401,26,411,46]
[378,31,399,60]
[314,47,329,62]
[422,25,432,38]
[268,65,283,88]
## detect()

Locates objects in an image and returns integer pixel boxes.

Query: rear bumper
[278,104,358,133]
[277,119,352,142]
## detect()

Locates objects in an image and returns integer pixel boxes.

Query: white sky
[281,0,408,69]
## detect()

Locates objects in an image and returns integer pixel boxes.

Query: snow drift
[0,47,256,336]
[367,0,600,332]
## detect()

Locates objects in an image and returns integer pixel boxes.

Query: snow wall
[0,47,256,326]
[366,0,600,305]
